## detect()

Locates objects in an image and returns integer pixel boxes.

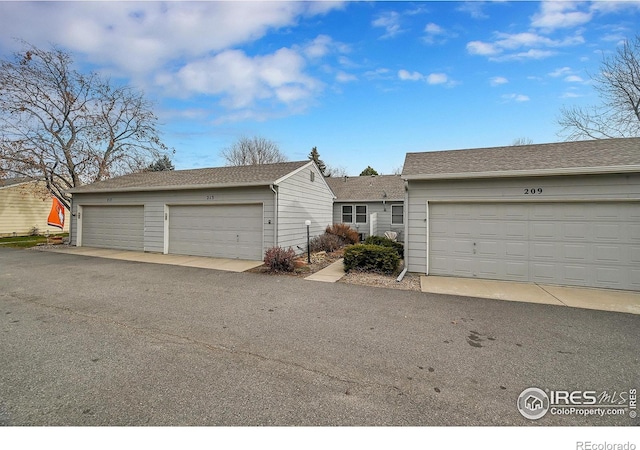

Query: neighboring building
[0,178,70,237]
[402,138,640,291]
[326,175,405,241]
[68,161,334,260]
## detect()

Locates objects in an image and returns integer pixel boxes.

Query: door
[429,202,640,290]
[168,204,263,260]
[81,205,144,251]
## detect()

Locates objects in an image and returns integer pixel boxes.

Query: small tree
[511,137,533,146]
[558,34,640,140]
[359,166,379,176]
[145,155,175,172]
[308,146,327,175]
[220,136,288,166]
[325,164,348,177]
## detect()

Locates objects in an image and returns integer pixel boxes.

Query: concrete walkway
[304,258,345,282]
[421,275,640,315]
[40,246,263,273]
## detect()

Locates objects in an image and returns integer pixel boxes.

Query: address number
[206,195,215,200]
[523,188,543,195]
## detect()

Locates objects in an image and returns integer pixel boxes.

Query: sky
[0,0,639,175]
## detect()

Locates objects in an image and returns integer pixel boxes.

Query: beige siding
[0,182,70,236]
[277,164,334,252]
[332,201,404,241]
[71,186,275,254]
[406,173,640,274]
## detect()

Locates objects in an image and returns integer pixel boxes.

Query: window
[355,205,367,224]
[310,170,315,182]
[391,205,404,225]
[341,205,353,223]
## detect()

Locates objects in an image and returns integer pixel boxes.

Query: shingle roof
[68,160,312,193]
[402,138,640,179]
[0,177,39,189]
[326,175,404,201]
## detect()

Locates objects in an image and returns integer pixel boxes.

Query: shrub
[363,235,404,258]
[263,246,297,273]
[343,244,400,274]
[309,233,344,253]
[326,223,359,245]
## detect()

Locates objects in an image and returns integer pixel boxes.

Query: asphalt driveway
[0,248,638,426]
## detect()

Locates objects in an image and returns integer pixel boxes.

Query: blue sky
[0,1,639,175]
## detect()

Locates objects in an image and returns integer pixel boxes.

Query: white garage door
[429,202,640,291]
[81,205,144,251]
[168,204,263,260]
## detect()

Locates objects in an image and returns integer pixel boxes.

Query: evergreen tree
[359,166,379,176]
[308,146,326,176]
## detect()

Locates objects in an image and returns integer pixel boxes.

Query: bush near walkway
[264,246,297,273]
[363,235,404,258]
[343,244,400,275]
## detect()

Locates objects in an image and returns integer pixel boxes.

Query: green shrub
[343,244,400,274]
[326,223,359,245]
[309,233,344,253]
[264,246,296,273]
[363,235,404,258]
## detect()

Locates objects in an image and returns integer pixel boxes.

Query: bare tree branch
[558,35,640,140]
[0,42,172,209]
[220,136,288,166]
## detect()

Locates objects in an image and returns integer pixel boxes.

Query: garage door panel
[82,206,144,251]
[429,202,639,290]
[169,204,263,260]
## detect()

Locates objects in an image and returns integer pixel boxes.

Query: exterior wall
[71,186,276,254]
[276,164,334,253]
[0,181,70,236]
[405,173,640,273]
[332,201,404,241]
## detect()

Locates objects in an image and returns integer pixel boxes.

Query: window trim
[391,204,404,225]
[355,205,367,224]
[341,205,353,223]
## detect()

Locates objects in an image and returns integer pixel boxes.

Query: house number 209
[523,188,543,194]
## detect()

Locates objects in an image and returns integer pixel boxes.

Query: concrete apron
[42,246,263,273]
[421,275,640,315]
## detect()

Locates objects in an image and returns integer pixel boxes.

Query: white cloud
[468,31,582,61]
[502,93,530,103]
[490,76,508,86]
[564,75,584,83]
[398,69,424,81]
[531,1,592,30]
[549,67,573,77]
[424,23,444,35]
[168,48,321,110]
[336,71,357,83]
[427,73,448,85]
[457,2,489,20]
[372,11,404,39]
[467,41,499,56]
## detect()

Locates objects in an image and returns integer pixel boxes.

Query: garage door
[168,204,263,260]
[429,202,640,291]
[81,205,144,251]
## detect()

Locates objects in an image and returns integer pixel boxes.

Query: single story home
[402,137,640,291]
[68,161,334,260]
[0,178,70,237]
[326,175,405,241]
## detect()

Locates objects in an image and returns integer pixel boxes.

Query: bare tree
[220,136,288,166]
[558,35,640,140]
[0,42,171,209]
[325,164,348,177]
[511,137,533,146]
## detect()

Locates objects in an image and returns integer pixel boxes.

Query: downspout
[270,184,278,247]
[403,179,409,272]
[69,195,73,246]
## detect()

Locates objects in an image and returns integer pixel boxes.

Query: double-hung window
[342,205,367,224]
[391,205,404,225]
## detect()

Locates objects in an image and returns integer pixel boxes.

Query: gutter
[401,165,640,181]
[66,180,276,195]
